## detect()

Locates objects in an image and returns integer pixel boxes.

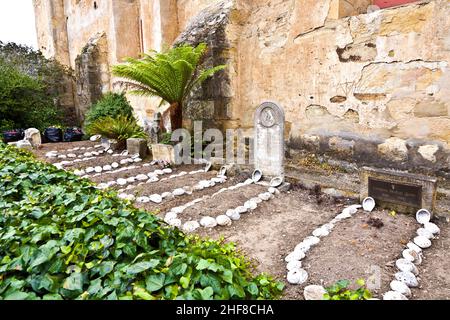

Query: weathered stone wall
[34,0,450,175]
[74,32,110,122]
[174,0,235,132]
[34,0,220,70]
[33,0,71,66]
[177,0,222,31]
[328,0,373,19]
[227,0,449,175]
[34,0,217,123]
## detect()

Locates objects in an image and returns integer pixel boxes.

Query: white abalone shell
[416,209,431,224]
[287,268,308,285]
[362,197,376,212]
[383,291,408,300]
[413,235,432,249]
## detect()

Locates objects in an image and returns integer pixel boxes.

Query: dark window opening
[94,2,98,10]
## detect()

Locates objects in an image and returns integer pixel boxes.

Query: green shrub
[0,41,76,127]
[0,59,62,132]
[0,119,15,133]
[159,132,173,145]
[0,143,284,300]
[85,115,146,148]
[323,279,372,300]
[84,93,134,128]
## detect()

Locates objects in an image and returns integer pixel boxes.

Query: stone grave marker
[127,138,148,158]
[254,101,285,178]
[360,167,437,214]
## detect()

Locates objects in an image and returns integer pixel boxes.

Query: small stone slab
[151,144,175,163]
[303,285,326,300]
[127,138,148,158]
[360,167,437,214]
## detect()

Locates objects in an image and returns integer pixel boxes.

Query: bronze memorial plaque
[368,177,422,208]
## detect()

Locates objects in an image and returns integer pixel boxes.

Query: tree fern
[112,43,226,131]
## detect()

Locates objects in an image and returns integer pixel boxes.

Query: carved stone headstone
[254,101,285,178]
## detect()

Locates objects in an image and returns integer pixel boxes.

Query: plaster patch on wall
[418,144,439,163]
[306,105,333,119]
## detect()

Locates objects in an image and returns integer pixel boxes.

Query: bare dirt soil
[33,140,101,159]
[197,187,343,299]
[31,142,450,300]
[131,170,216,195]
[303,209,416,298]
[179,184,268,222]
[411,221,450,300]
[197,186,421,299]
[136,173,249,216]
[92,164,206,187]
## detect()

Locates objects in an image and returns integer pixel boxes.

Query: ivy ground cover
[0,143,283,300]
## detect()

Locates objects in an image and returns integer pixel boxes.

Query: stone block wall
[174,0,235,132]
[33,0,450,176]
[74,32,110,121]
[34,0,219,123]
[170,0,449,176]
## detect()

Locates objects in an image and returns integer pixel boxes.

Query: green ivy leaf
[221,269,233,284]
[336,279,350,289]
[200,287,214,300]
[356,278,365,287]
[200,274,222,294]
[3,290,30,300]
[196,259,210,270]
[125,260,159,275]
[63,272,84,291]
[87,278,103,297]
[247,283,259,296]
[180,276,190,289]
[228,284,245,299]
[170,263,187,276]
[29,241,59,269]
[145,273,166,292]
[42,293,63,300]
[98,261,116,277]
[60,245,72,254]
[62,228,86,243]
[363,289,372,300]
[133,285,155,300]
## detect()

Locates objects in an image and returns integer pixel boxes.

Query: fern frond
[112,43,226,123]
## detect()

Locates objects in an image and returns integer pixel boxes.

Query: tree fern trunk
[169,102,183,131]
